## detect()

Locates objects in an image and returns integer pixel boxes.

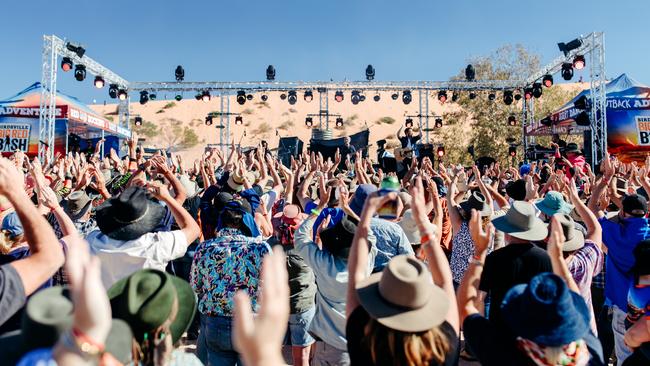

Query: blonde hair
[364,318,450,366]
[0,231,23,255]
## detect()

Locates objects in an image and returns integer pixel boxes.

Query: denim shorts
[288,307,316,347]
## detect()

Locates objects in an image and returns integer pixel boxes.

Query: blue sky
[1,0,648,103]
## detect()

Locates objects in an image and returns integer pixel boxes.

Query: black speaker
[278,137,303,167]
[583,130,593,166]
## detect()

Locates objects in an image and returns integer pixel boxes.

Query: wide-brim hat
[0,286,133,365]
[227,172,256,192]
[459,191,491,216]
[356,255,449,332]
[501,273,590,346]
[272,204,307,226]
[555,213,585,251]
[349,184,378,216]
[565,143,582,154]
[62,190,93,221]
[108,269,196,344]
[397,209,435,244]
[96,186,166,241]
[535,191,574,217]
[320,214,358,257]
[491,201,548,241]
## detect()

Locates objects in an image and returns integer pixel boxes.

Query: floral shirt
[191,227,271,317]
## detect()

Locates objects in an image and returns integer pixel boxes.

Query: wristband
[470,259,484,267]
[420,233,432,244]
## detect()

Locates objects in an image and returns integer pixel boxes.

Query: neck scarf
[517,337,590,366]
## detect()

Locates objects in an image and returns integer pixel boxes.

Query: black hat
[320,214,358,258]
[459,191,491,216]
[565,143,582,154]
[622,194,648,217]
[96,186,166,241]
[506,179,527,201]
[62,190,93,220]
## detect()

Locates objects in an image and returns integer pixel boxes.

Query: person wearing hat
[348,184,413,272]
[459,215,604,365]
[477,200,552,330]
[294,187,378,366]
[590,153,650,365]
[191,196,271,365]
[621,240,650,365]
[397,208,435,257]
[346,176,459,365]
[269,204,317,366]
[56,190,97,237]
[555,142,586,179]
[86,183,200,288]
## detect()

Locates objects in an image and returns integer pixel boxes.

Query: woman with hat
[346,176,460,365]
[459,214,604,365]
[554,142,586,179]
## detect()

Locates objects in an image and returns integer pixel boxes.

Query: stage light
[438,90,447,103]
[305,117,313,127]
[175,65,185,82]
[65,42,86,58]
[532,82,543,98]
[405,118,413,128]
[469,92,476,100]
[575,111,590,126]
[205,116,213,126]
[402,90,412,105]
[280,93,287,100]
[261,94,268,101]
[235,116,243,125]
[202,90,211,102]
[266,65,276,81]
[503,90,514,105]
[508,145,517,157]
[237,91,246,105]
[108,84,118,99]
[558,38,582,56]
[542,74,554,88]
[117,89,128,101]
[287,90,297,105]
[149,93,157,101]
[508,115,517,126]
[351,90,361,105]
[175,94,183,101]
[524,87,533,100]
[451,92,459,102]
[247,94,253,101]
[360,94,366,102]
[488,93,496,101]
[365,64,375,81]
[134,117,143,126]
[514,92,522,101]
[336,117,344,127]
[437,146,445,157]
[139,91,149,105]
[391,93,399,100]
[540,116,552,126]
[467,145,475,157]
[574,95,589,110]
[94,76,105,88]
[434,118,443,128]
[74,65,86,81]
[304,90,313,102]
[195,93,202,101]
[373,94,380,102]
[335,90,344,102]
[465,65,475,81]
[561,63,574,80]
[573,55,585,70]
[61,57,73,72]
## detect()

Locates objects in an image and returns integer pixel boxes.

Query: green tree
[133,120,158,138]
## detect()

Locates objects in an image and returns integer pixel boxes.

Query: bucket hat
[62,190,93,221]
[535,191,574,217]
[555,214,585,252]
[491,201,548,241]
[356,255,449,332]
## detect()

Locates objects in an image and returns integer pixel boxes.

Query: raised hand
[469,209,494,254]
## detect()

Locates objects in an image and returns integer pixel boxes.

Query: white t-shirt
[87,229,188,288]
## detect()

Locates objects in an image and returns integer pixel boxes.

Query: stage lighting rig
[280,93,287,100]
[304,90,313,102]
[205,116,213,126]
[508,115,517,126]
[108,84,118,99]
[365,64,375,81]
[373,93,380,102]
[451,92,459,102]
[437,146,445,158]
[150,93,157,101]
[74,65,86,81]
[391,93,399,100]
[246,94,253,101]
[336,117,344,127]
[237,91,247,105]
[438,90,447,103]
[117,89,128,101]
[405,118,413,128]
[201,90,211,102]
[94,76,105,88]
[335,90,344,102]
[195,92,202,101]
[542,74,554,88]
[469,92,476,100]
[351,90,361,105]
[305,117,313,127]
[61,57,73,72]
[266,65,276,81]
[139,91,149,105]
[524,87,533,100]
[503,90,513,105]
[573,55,586,70]
[532,82,543,98]
[514,92,522,101]
[287,90,297,105]
[134,117,143,126]
[557,38,582,56]
[488,93,496,101]
[434,118,443,128]
[508,145,517,157]
[175,94,183,101]
[235,116,244,125]
[465,64,475,81]
[402,90,412,105]
[261,94,268,101]
[561,63,574,80]
[175,65,185,82]
[65,42,86,58]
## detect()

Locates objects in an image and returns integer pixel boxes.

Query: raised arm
[566,178,602,248]
[446,175,463,234]
[146,181,199,243]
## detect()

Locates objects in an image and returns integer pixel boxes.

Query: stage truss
[39,32,606,164]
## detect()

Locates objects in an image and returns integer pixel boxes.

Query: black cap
[506,179,527,201]
[623,194,648,217]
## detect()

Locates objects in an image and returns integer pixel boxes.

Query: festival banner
[606,97,650,162]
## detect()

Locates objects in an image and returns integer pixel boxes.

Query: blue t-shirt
[599,216,650,309]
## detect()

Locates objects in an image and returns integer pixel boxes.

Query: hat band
[113,205,149,225]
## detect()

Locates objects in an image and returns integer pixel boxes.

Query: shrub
[278,120,295,130]
[163,102,176,109]
[376,116,395,125]
[252,122,273,136]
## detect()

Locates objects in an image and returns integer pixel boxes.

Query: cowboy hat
[0,286,133,365]
[491,201,548,241]
[535,191,574,217]
[227,171,256,192]
[459,191,491,216]
[319,214,358,258]
[564,143,582,154]
[95,186,166,241]
[397,209,435,245]
[356,255,449,332]
[501,273,590,347]
[108,269,196,344]
[62,190,93,221]
[555,214,585,252]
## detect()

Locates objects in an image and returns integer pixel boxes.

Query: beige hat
[356,255,449,332]
[555,214,585,252]
[397,209,435,245]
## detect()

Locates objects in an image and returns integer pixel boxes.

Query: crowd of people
[0,130,648,366]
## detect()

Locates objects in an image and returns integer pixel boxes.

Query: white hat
[397,209,436,245]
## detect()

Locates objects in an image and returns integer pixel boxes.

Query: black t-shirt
[399,135,421,149]
[463,314,605,366]
[0,264,26,327]
[479,243,552,329]
[346,306,459,366]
